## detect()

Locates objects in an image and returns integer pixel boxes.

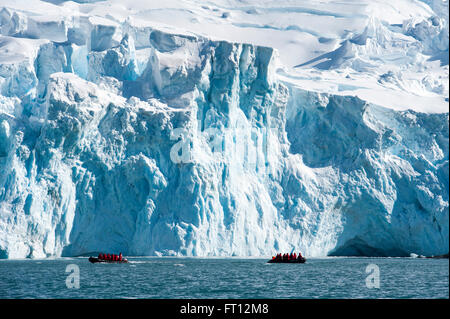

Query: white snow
[0,0,448,258]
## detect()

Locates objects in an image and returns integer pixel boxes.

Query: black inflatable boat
[89,257,128,264]
[267,257,306,263]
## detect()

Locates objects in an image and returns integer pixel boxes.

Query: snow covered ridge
[0,1,448,258]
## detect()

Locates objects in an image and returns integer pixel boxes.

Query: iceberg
[0,0,448,258]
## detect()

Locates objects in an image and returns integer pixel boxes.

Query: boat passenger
[293,252,297,260]
[119,253,123,261]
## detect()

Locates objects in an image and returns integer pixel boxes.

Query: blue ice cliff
[0,1,448,258]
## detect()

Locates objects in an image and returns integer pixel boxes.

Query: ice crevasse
[0,6,448,258]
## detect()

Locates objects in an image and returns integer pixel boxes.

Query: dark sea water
[0,257,448,299]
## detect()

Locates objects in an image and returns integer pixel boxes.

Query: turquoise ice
[0,0,448,258]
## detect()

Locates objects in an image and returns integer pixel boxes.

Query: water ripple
[0,257,447,299]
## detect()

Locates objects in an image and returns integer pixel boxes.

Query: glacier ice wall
[0,5,448,258]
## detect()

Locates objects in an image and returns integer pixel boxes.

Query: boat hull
[267,258,306,263]
[89,257,128,264]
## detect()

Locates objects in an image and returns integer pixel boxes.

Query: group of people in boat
[98,252,123,261]
[272,252,304,261]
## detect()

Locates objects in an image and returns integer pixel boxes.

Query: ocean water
[0,257,448,299]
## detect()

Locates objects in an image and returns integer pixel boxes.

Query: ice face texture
[0,0,448,258]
